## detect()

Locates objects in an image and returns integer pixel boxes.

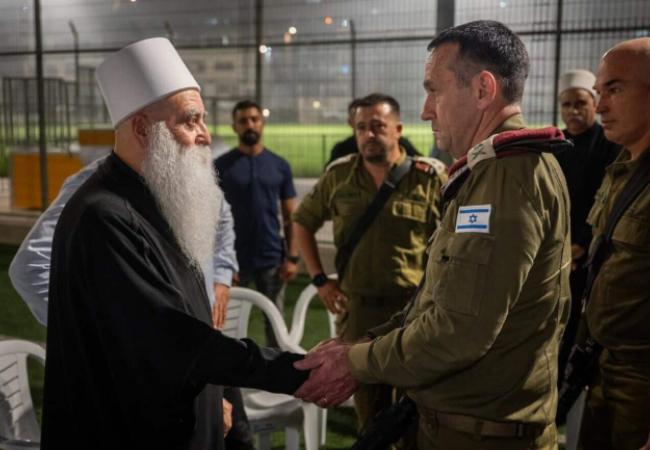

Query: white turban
[95,37,200,128]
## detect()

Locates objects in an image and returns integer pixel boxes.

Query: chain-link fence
[0,0,648,177]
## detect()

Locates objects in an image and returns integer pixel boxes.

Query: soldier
[578,37,650,450]
[293,92,446,431]
[294,21,572,450]
[553,69,621,382]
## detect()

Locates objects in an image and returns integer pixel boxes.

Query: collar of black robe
[99,152,189,262]
[563,121,600,143]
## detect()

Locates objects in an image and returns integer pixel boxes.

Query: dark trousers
[558,266,588,385]
[238,266,285,347]
[224,387,255,450]
[579,350,650,450]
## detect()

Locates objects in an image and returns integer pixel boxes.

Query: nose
[197,120,211,146]
[421,95,435,122]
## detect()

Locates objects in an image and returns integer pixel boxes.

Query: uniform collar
[609,146,650,176]
[492,113,527,134]
[447,113,527,179]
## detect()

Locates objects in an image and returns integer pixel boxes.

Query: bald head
[595,37,650,159]
[603,37,650,80]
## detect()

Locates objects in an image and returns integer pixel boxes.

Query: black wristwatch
[286,255,300,264]
[311,273,328,287]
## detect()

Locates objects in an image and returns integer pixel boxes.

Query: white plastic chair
[224,287,325,450]
[289,282,336,346]
[0,339,45,450]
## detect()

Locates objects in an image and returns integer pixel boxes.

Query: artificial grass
[0,244,356,449]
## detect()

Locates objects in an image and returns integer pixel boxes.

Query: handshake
[292,338,361,408]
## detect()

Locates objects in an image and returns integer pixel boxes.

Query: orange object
[11,152,83,209]
[78,129,115,146]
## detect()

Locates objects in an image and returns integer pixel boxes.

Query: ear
[396,122,403,136]
[474,70,498,110]
[131,114,150,148]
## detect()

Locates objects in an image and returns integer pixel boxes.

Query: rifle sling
[583,149,650,303]
[336,156,413,281]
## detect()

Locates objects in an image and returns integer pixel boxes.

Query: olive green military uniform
[293,148,446,430]
[347,115,571,450]
[579,148,650,450]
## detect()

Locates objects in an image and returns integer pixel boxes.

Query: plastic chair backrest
[0,339,45,446]
[226,288,304,354]
[289,275,337,345]
[222,295,254,339]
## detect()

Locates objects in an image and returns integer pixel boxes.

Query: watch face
[312,273,328,287]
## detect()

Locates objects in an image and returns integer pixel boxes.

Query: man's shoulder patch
[325,153,356,172]
[413,156,447,177]
[455,204,491,233]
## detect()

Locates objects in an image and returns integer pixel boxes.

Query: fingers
[310,338,338,353]
[293,353,326,371]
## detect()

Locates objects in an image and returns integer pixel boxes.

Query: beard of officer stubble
[141,121,221,268]
[362,139,390,165]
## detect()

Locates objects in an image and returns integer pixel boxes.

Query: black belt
[418,406,544,439]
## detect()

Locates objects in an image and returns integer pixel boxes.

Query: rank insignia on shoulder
[455,204,491,233]
[413,156,447,177]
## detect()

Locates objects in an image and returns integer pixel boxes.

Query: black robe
[41,152,308,450]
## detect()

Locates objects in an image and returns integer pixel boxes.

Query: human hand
[571,244,586,271]
[317,280,347,314]
[280,260,299,281]
[212,283,230,329]
[293,340,359,408]
[222,399,233,436]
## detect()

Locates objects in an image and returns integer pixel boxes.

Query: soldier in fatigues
[294,21,571,450]
[578,37,650,450]
[293,93,446,432]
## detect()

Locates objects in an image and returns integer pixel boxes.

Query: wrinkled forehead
[148,89,205,121]
[355,102,397,123]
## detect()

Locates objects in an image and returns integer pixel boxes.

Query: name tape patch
[455,204,491,233]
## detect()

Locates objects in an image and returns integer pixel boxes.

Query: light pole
[68,20,80,124]
[349,19,357,100]
[34,0,48,210]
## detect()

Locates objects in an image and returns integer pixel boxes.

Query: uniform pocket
[587,187,606,227]
[432,232,495,316]
[612,214,650,249]
[336,200,363,216]
[392,199,427,223]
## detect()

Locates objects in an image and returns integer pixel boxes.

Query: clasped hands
[293,338,360,408]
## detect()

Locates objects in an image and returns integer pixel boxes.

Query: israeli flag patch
[455,204,491,233]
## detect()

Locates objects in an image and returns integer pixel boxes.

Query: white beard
[141,122,221,268]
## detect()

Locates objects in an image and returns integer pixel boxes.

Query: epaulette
[325,153,356,172]
[412,156,448,177]
[466,126,568,170]
[443,126,571,199]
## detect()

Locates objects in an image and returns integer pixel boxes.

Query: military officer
[294,21,571,450]
[578,37,650,450]
[293,92,446,431]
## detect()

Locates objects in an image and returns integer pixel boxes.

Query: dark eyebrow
[423,80,435,91]
[603,79,623,88]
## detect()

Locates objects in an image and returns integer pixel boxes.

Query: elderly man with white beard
[40,38,308,450]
